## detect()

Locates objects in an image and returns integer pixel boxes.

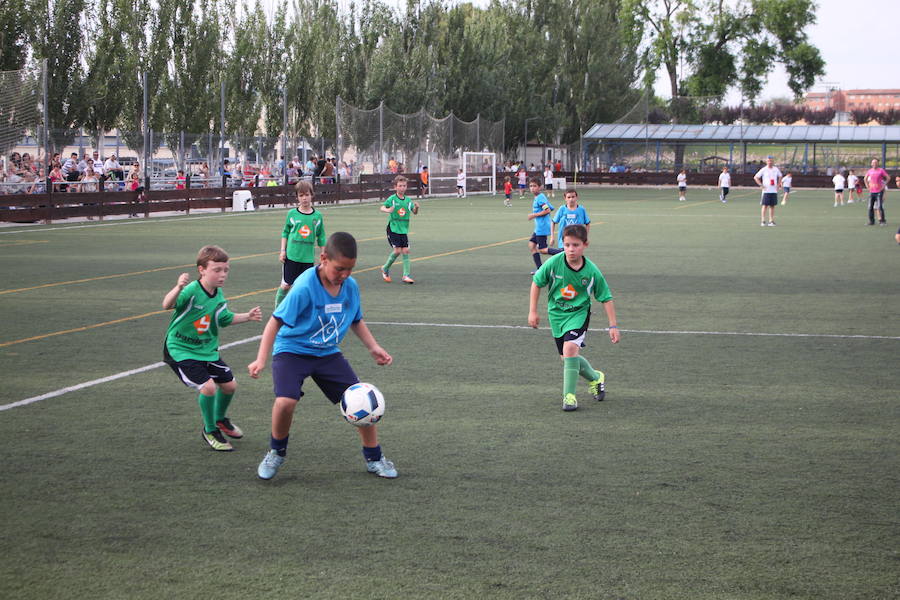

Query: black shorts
[163,345,234,389]
[761,192,778,206]
[272,351,358,403]
[282,259,313,286]
[387,225,409,248]
[554,313,591,355]
[679,186,686,192]
[834,189,843,193]
[721,187,730,197]
[529,234,549,249]
[545,183,553,190]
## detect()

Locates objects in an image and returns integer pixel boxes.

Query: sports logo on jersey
[397,207,407,217]
[297,224,311,238]
[560,285,578,300]
[193,315,211,334]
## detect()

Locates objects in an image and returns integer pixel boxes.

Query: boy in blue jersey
[248,232,396,480]
[551,189,591,249]
[527,177,561,273]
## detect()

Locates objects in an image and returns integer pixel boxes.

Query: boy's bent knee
[219,380,237,394]
[199,380,218,396]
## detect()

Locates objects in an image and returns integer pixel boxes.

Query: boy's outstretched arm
[350,320,393,365]
[232,306,262,324]
[602,300,620,343]
[528,282,542,328]
[380,204,394,213]
[162,272,191,309]
[248,316,282,378]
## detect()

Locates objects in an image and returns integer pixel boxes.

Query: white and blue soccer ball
[340,383,385,426]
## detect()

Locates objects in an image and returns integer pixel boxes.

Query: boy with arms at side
[276,180,326,307]
[527,177,561,273]
[528,224,620,411]
[718,166,731,203]
[503,176,513,207]
[677,169,687,201]
[163,246,262,451]
[551,188,591,250]
[249,232,396,480]
[380,175,419,284]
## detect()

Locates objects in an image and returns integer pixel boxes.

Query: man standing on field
[754,156,782,227]
[864,158,889,226]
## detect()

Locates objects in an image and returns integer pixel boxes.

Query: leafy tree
[803,107,834,125]
[874,108,900,126]
[849,107,878,126]
[0,0,31,71]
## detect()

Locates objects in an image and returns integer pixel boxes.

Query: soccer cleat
[366,457,398,478]
[562,393,578,411]
[402,275,415,284]
[381,268,392,283]
[257,450,285,480]
[768,221,776,226]
[216,417,244,439]
[588,373,606,401]
[202,429,233,451]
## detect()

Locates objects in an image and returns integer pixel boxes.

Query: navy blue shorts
[282,259,313,286]
[530,234,548,249]
[387,225,409,249]
[272,351,358,404]
[761,192,778,206]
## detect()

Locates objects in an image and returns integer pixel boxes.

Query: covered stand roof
[584,123,900,143]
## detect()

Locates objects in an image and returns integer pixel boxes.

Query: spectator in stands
[304,155,316,177]
[77,153,89,175]
[49,164,64,192]
[388,156,398,174]
[320,157,335,184]
[104,154,124,184]
[338,161,349,182]
[175,169,187,190]
[554,159,562,172]
[61,152,80,192]
[28,168,46,194]
[81,167,99,219]
[198,162,210,187]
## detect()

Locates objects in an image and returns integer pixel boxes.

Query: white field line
[3,322,897,412]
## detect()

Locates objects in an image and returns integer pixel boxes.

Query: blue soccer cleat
[366,456,398,478]
[257,449,285,480]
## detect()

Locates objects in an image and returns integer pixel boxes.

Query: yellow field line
[0,235,387,296]
[0,236,526,348]
[674,199,719,209]
[0,239,48,248]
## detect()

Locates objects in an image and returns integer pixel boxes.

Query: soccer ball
[340,383,385,426]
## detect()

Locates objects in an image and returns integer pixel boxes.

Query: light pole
[524,117,540,167]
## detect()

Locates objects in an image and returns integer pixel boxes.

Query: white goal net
[462,152,496,195]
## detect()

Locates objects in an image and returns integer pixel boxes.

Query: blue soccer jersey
[532,193,554,236]
[552,205,591,246]
[272,266,363,357]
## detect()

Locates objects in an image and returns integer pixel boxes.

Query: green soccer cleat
[257,450,285,480]
[563,393,578,411]
[588,372,606,402]
[202,429,233,451]
[366,456,398,478]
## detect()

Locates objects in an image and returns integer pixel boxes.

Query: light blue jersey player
[527,177,559,271]
[551,188,591,248]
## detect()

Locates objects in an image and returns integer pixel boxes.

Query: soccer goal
[462,151,496,196]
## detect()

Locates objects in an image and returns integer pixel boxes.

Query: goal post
[462,151,496,196]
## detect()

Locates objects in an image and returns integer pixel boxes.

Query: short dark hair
[295,179,314,196]
[564,188,578,196]
[528,176,541,186]
[562,224,588,243]
[197,245,229,267]
[325,231,357,260]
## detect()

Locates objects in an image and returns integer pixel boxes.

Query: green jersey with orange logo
[532,252,612,338]
[384,194,416,234]
[282,208,326,263]
[164,280,235,361]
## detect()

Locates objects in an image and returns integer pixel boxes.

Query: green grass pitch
[0,186,897,599]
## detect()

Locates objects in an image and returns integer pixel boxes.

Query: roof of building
[583,123,900,143]
[806,89,900,97]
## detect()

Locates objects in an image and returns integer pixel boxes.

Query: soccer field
[1,187,897,599]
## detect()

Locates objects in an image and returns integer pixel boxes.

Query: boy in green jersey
[380,175,419,284]
[276,180,326,307]
[528,224,620,411]
[163,245,262,450]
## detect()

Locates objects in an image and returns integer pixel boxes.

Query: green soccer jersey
[532,252,613,338]
[384,194,416,234]
[164,280,235,362]
[282,208,326,263]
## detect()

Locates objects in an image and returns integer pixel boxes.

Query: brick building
[804,89,900,112]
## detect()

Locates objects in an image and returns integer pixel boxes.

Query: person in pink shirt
[864,158,889,226]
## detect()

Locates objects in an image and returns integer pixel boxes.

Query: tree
[0,0,31,71]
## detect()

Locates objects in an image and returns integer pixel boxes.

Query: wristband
[609,325,618,329]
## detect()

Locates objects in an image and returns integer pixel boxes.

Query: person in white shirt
[676,169,687,201]
[543,165,554,199]
[718,167,731,203]
[754,156,783,226]
[780,172,792,205]
[104,154,124,187]
[832,172,845,207]
[847,170,860,204]
[456,168,465,198]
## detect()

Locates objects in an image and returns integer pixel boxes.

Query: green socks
[275,287,288,307]
[197,393,217,433]
[576,356,601,381]
[383,253,398,271]
[402,254,411,277]
[214,389,234,422]
[563,357,579,397]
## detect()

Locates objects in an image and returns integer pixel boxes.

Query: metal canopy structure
[584,123,900,144]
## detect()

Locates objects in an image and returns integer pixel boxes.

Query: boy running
[528,224,620,411]
[380,175,419,284]
[163,246,262,451]
[276,180,326,307]
[718,167,731,203]
[551,188,591,249]
[527,176,560,273]
[249,232,396,480]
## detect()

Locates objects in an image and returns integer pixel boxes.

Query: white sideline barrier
[232,190,254,211]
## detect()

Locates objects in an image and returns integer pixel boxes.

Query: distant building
[804,89,900,112]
